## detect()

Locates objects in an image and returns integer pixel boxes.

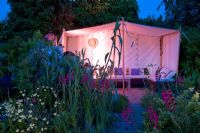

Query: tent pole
[160,36,163,67]
[122,17,125,95]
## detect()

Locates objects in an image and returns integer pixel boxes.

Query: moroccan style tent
[60,21,180,81]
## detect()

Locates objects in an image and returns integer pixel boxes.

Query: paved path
[112,88,146,133]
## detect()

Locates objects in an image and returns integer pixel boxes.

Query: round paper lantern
[88,38,98,48]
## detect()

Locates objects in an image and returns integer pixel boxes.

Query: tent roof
[64,21,180,37]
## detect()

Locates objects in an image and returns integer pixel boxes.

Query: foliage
[138,15,166,28]
[5,0,54,39]
[0,41,115,132]
[161,0,200,27]
[112,95,128,113]
[1,0,139,40]
[13,41,61,91]
[142,89,200,133]
[179,28,200,90]
[0,31,44,76]
[0,20,9,40]
[180,28,200,74]
[0,21,125,132]
[0,86,57,132]
[73,0,139,28]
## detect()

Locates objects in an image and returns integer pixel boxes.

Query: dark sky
[0,0,165,21]
[0,0,10,21]
[138,0,165,18]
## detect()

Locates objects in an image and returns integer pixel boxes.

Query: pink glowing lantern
[88,38,98,49]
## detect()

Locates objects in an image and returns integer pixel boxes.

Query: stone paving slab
[110,88,146,133]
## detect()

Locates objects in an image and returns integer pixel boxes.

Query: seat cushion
[114,68,123,75]
[131,68,140,75]
[166,71,176,79]
[156,67,170,80]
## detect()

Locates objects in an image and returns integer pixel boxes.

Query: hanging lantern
[88,38,98,48]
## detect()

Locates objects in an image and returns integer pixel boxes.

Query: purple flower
[59,72,75,85]
[32,98,37,104]
[147,106,159,129]
[81,74,90,84]
[161,90,176,111]
[44,33,57,45]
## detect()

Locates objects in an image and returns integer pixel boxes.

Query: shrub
[180,28,200,91]
[112,94,128,113]
[142,88,200,133]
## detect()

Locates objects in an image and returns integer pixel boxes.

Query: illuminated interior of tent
[61,21,180,81]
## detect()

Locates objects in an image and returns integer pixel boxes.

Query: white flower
[53,113,57,116]
[50,87,53,90]
[22,94,25,97]
[44,89,47,92]
[42,117,46,121]
[21,130,24,132]
[28,110,32,113]
[39,99,42,102]
[30,123,35,129]
[18,100,23,103]
[16,129,19,132]
[44,127,47,130]
[37,88,40,90]
[18,109,23,113]
[41,128,44,131]
[28,114,32,118]
[192,92,199,101]
[20,115,26,119]
[41,102,45,106]
[18,119,22,123]
[46,121,49,125]
[189,87,194,91]
[54,94,57,98]
[32,93,37,97]
[26,128,30,131]
[30,103,33,106]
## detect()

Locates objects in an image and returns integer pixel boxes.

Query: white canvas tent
[60,21,180,79]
